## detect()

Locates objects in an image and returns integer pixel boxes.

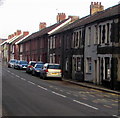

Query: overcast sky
[0,0,119,39]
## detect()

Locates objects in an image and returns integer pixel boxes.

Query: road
[2,64,119,117]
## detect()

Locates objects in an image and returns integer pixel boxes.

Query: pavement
[62,78,120,95]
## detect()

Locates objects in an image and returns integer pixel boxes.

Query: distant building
[0,38,7,59]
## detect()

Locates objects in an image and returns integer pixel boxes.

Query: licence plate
[52,73,58,75]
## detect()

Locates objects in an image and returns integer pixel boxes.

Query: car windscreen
[35,64,43,68]
[31,62,36,66]
[10,60,16,63]
[48,65,61,69]
[20,61,28,64]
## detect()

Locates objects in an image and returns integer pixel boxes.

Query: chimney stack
[90,2,104,15]
[39,22,46,30]
[16,30,22,36]
[68,16,79,23]
[8,35,12,39]
[23,31,29,36]
[56,13,66,23]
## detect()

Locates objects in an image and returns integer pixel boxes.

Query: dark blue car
[31,63,44,76]
[15,60,28,70]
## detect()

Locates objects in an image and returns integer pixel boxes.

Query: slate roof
[21,18,70,43]
[52,4,120,34]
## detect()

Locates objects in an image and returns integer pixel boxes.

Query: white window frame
[12,45,14,53]
[73,55,82,71]
[50,37,53,49]
[20,44,23,53]
[53,36,56,49]
[88,27,91,46]
[86,57,92,73]
[65,58,68,71]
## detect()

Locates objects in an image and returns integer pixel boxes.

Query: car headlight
[36,70,40,72]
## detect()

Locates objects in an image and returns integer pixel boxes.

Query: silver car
[8,59,17,68]
[40,63,62,80]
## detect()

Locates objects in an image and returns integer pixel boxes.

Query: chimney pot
[90,2,104,15]
[39,22,46,30]
[56,13,66,23]
[16,30,22,36]
[23,31,29,36]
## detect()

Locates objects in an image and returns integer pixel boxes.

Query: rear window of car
[48,65,61,69]
[31,62,36,66]
[10,60,16,63]
[20,61,28,64]
[35,64,43,68]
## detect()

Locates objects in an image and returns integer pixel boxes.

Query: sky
[0,0,119,39]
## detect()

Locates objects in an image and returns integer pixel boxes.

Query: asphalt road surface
[2,64,120,117]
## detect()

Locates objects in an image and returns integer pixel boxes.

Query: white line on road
[20,78,26,81]
[16,75,20,78]
[7,70,10,73]
[73,100,98,110]
[37,85,48,91]
[27,81,36,85]
[52,91,66,98]
[113,115,120,118]
[66,92,71,94]
[11,73,15,75]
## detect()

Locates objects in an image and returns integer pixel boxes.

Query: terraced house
[1,30,29,61]
[1,2,120,90]
[47,2,120,90]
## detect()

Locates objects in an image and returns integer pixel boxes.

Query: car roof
[44,63,60,65]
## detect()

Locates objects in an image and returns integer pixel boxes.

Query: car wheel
[43,74,46,80]
[32,71,35,76]
[40,73,42,78]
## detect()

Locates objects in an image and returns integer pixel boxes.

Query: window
[104,57,111,81]
[65,58,68,71]
[20,44,23,53]
[53,53,55,63]
[48,65,61,69]
[102,25,105,43]
[88,27,91,46]
[86,57,92,73]
[50,54,52,63]
[79,30,82,47]
[66,35,69,49]
[99,25,102,44]
[50,37,53,49]
[12,45,14,53]
[106,23,110,44]
[94,25,98,44]
[53,36,56,49]
[72,31,80,48]
[73,56,82,71]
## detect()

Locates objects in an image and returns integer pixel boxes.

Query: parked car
[8,59,17,68]
[15,60,28,70]
[32,63,44,76]
[26,61,36,73]
[40,63,62,80]
[37,61,44,64]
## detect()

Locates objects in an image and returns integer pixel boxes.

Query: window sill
[86,72,92,74]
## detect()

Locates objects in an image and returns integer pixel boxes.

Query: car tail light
[45,69,48,72]
[29,65,33,68]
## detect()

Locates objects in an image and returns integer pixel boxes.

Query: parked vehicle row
[8,59,62,80]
